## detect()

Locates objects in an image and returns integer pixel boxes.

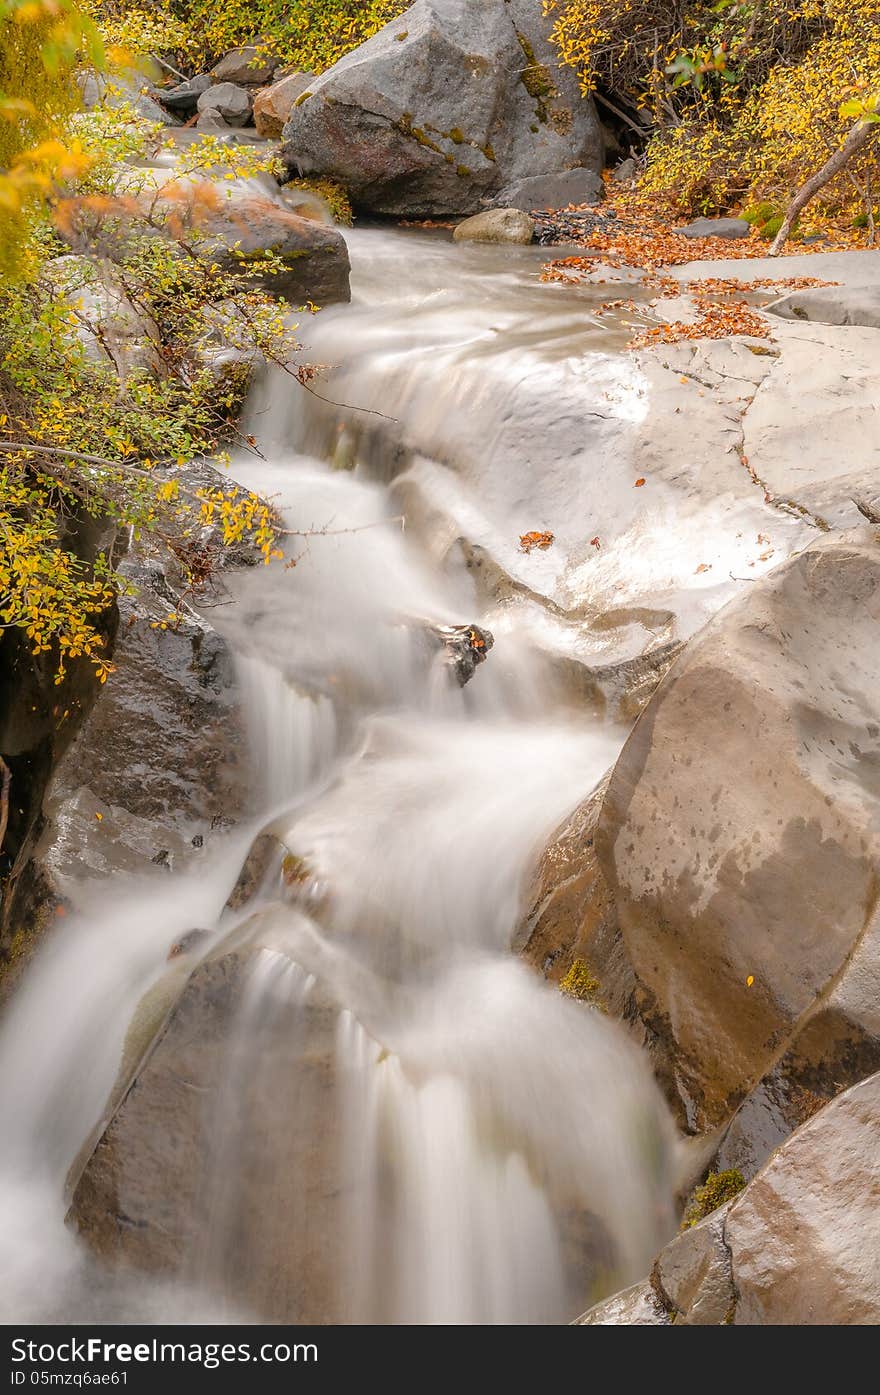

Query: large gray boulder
[579,1071,880,1324]
[281,0,603,216]
[596,529,880,1147]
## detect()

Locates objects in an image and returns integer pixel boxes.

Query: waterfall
[0,225,678,1325]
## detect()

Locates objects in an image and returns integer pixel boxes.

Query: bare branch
[0,756,10,856]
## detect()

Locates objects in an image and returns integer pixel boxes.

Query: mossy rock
[283,176,353,226]
[682,1169,745,1229]
[559,958,602,1005]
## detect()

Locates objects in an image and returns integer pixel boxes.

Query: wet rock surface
[579,1070,880,1324]
[0,523,117,971]
[597,529,880,1139]
[68,943,346,1323]
[281,0,602,216]
[38,494,250,891]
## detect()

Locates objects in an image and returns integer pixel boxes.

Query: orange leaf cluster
[629,301,771,349]
[519,530,555,553]
[627,274,835,348]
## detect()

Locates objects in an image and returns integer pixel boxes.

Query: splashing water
[0,227,678,1325]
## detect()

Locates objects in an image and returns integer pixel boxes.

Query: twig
[0,756,10,856]
[593,90,649,142]
[292,374,401,424]
[149,53,189,83]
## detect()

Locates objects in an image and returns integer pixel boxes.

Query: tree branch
[0,756,10,857]
[770,103,880,254]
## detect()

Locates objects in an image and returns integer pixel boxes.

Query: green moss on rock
[559,958,601,1004]
[283,176,353,225]
[682,1169,745,1229]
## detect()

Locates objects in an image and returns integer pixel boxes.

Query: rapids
[0,227,678,1324]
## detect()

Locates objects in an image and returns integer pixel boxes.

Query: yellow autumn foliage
[548,0,880,219]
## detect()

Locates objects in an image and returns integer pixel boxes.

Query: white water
[0,227,678,1324]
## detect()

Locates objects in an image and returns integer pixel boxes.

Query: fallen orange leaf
[634,478,646,487]
[519,530,555,553]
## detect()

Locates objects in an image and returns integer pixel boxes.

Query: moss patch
[515,28,557,124]
[682,1169,745,1229]
[559,958,602,1004]
[283,176,353,225]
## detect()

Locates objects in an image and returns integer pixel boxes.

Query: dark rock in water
[210,46,282,88]
[0,510,117,980]
[432,624,494,686]
[161,74,211,115]
[225,833,286,913]
[281,0,602,216]
[493,167,603,212]
[676,216,751,240]
[69,946,348,1322]
[38,467,254,893]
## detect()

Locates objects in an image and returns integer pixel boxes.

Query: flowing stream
[0,227,678,1324]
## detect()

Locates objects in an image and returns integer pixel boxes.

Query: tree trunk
[769,107,880,255]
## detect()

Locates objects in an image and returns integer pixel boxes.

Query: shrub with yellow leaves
[85,0,409,76]
[548,0,880,222]
[1,6,303,687]
[0,0,103,277]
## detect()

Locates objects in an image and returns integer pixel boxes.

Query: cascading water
[0,225,678,1325]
